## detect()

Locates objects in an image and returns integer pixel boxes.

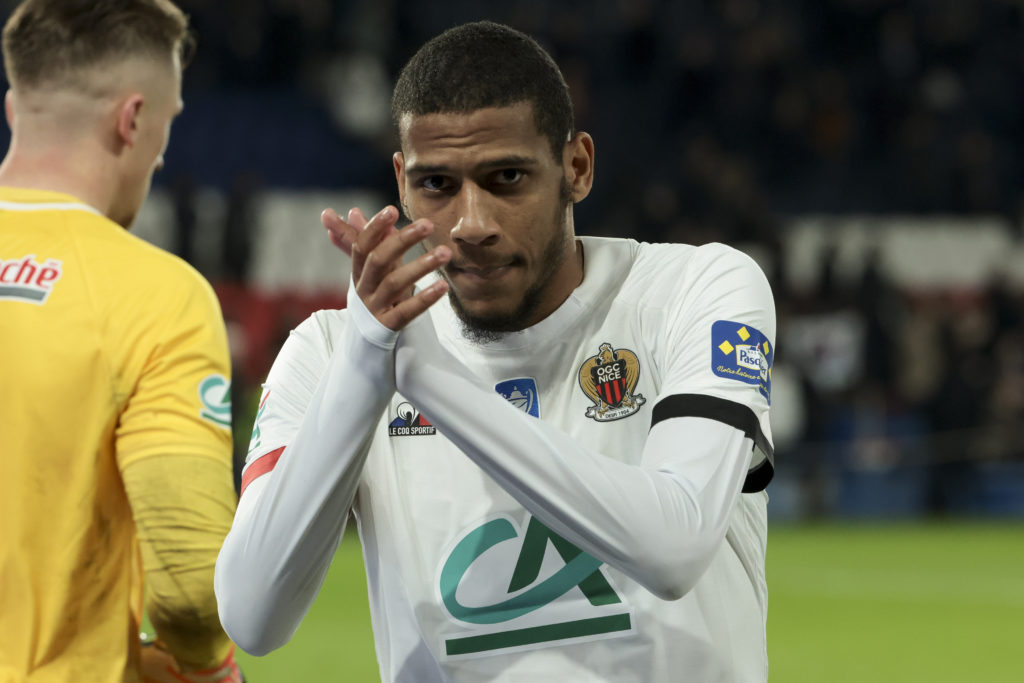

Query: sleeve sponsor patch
[711,320,773,403]
[199,374,232,429]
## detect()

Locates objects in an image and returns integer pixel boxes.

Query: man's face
[114,53,183,228]
[394,102,584,336]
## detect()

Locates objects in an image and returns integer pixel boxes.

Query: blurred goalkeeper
[0,1,241,681]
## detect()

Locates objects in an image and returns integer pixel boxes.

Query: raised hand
[321,205,450,331]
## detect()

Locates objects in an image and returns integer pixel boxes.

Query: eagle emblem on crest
[578,343,646,422]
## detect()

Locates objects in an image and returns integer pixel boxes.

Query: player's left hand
[141,640,245,683]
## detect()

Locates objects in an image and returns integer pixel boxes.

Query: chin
[448,290,535,336]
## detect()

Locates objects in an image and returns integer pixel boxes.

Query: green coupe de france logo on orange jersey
[198,374,232,429]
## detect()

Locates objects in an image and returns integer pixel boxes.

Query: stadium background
[3,0,1022,680]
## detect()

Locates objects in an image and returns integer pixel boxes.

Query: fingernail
[380,206,394,220]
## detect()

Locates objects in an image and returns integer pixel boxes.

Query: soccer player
[217,21,776,683]
[0,1,241,681]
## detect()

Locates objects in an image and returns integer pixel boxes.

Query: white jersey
[218,236,776,682]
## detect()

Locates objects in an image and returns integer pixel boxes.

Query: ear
[564,132,595,203]
[116,93,145,148]
[5,90,14,129]
[393,151,407,207]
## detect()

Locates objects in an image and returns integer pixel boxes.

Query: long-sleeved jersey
[1,188,236,682]
[218,236,775,682]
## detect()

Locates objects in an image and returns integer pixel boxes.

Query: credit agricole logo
[437,515,634,658]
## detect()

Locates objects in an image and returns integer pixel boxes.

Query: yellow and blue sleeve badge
[711,320,773,403]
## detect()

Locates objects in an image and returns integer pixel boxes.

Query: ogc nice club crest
[578,343,646,422]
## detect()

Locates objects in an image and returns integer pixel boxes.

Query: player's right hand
[321,205,450,331]
[141,640,244,683]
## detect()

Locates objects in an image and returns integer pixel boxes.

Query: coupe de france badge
[495,378,540,417]
[578,343,646,422]
[711,320,773,402]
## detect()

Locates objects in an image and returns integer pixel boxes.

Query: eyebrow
[406,155,540,176]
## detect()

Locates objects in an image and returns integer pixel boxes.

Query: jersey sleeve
[653,244,776,491]
[121,454,237,670]
[216,290,398,655]
[239,313,334,495]
[109,261,239,669]
[114,268,233,468]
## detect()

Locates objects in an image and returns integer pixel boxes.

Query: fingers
[379,278,450,331]
[362,240,451,329]
[325,204,448,330]
[320,206,379,261]
[357,218,432,297]
[321,208,357,257]
[346,207,368,230]
[350,206,402,281]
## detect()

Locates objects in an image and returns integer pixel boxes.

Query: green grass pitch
[227,522,1022,681]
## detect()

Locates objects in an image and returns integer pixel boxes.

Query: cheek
[407,202,456,242]
[421,228,451,252]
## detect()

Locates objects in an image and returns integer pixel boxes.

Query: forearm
[121,455,236,670]
[215,293,396,654]
[395,318,752,600]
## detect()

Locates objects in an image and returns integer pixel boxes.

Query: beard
[446,178,575,344]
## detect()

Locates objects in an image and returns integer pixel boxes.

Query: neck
[0,135,117,215]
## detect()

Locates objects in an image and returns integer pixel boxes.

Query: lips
[450,264,510,279]
[446,260,518,286]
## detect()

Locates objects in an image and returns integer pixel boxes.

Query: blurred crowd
[160,0,1024,236]
[3,0,1023,517]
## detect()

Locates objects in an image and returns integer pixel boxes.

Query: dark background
[3,0,1024,520]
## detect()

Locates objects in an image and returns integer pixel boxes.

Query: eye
[421,175,451,192]
[493,169,524,185]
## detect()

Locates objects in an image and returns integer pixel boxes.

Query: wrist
[141,641,244,683]
[347,276,399,350]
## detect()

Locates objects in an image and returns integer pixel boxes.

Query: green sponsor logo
[248,396,268,453]
[198,374,232,429]
[440,516,632,656]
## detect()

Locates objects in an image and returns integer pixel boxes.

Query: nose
[449,183,500,247]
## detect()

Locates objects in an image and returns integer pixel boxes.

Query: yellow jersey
[0,188,233,682]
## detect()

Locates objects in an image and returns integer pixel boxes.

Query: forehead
[398,103,554,168]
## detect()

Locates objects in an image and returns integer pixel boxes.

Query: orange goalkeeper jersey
[0,188,233,682]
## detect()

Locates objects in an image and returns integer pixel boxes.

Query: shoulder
[638,241,771,298]
[611,240,767,303]
[75,216,217,304]
[638,241,764,281]
[623,241,775,340]
[277,307,350,362]
[578,238,769,309]
[263,307,350,396]
[115,227,210,289]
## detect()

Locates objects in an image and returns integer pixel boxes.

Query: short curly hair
[391,21,574,160]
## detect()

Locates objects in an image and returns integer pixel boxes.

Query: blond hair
[2,0,192,91]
